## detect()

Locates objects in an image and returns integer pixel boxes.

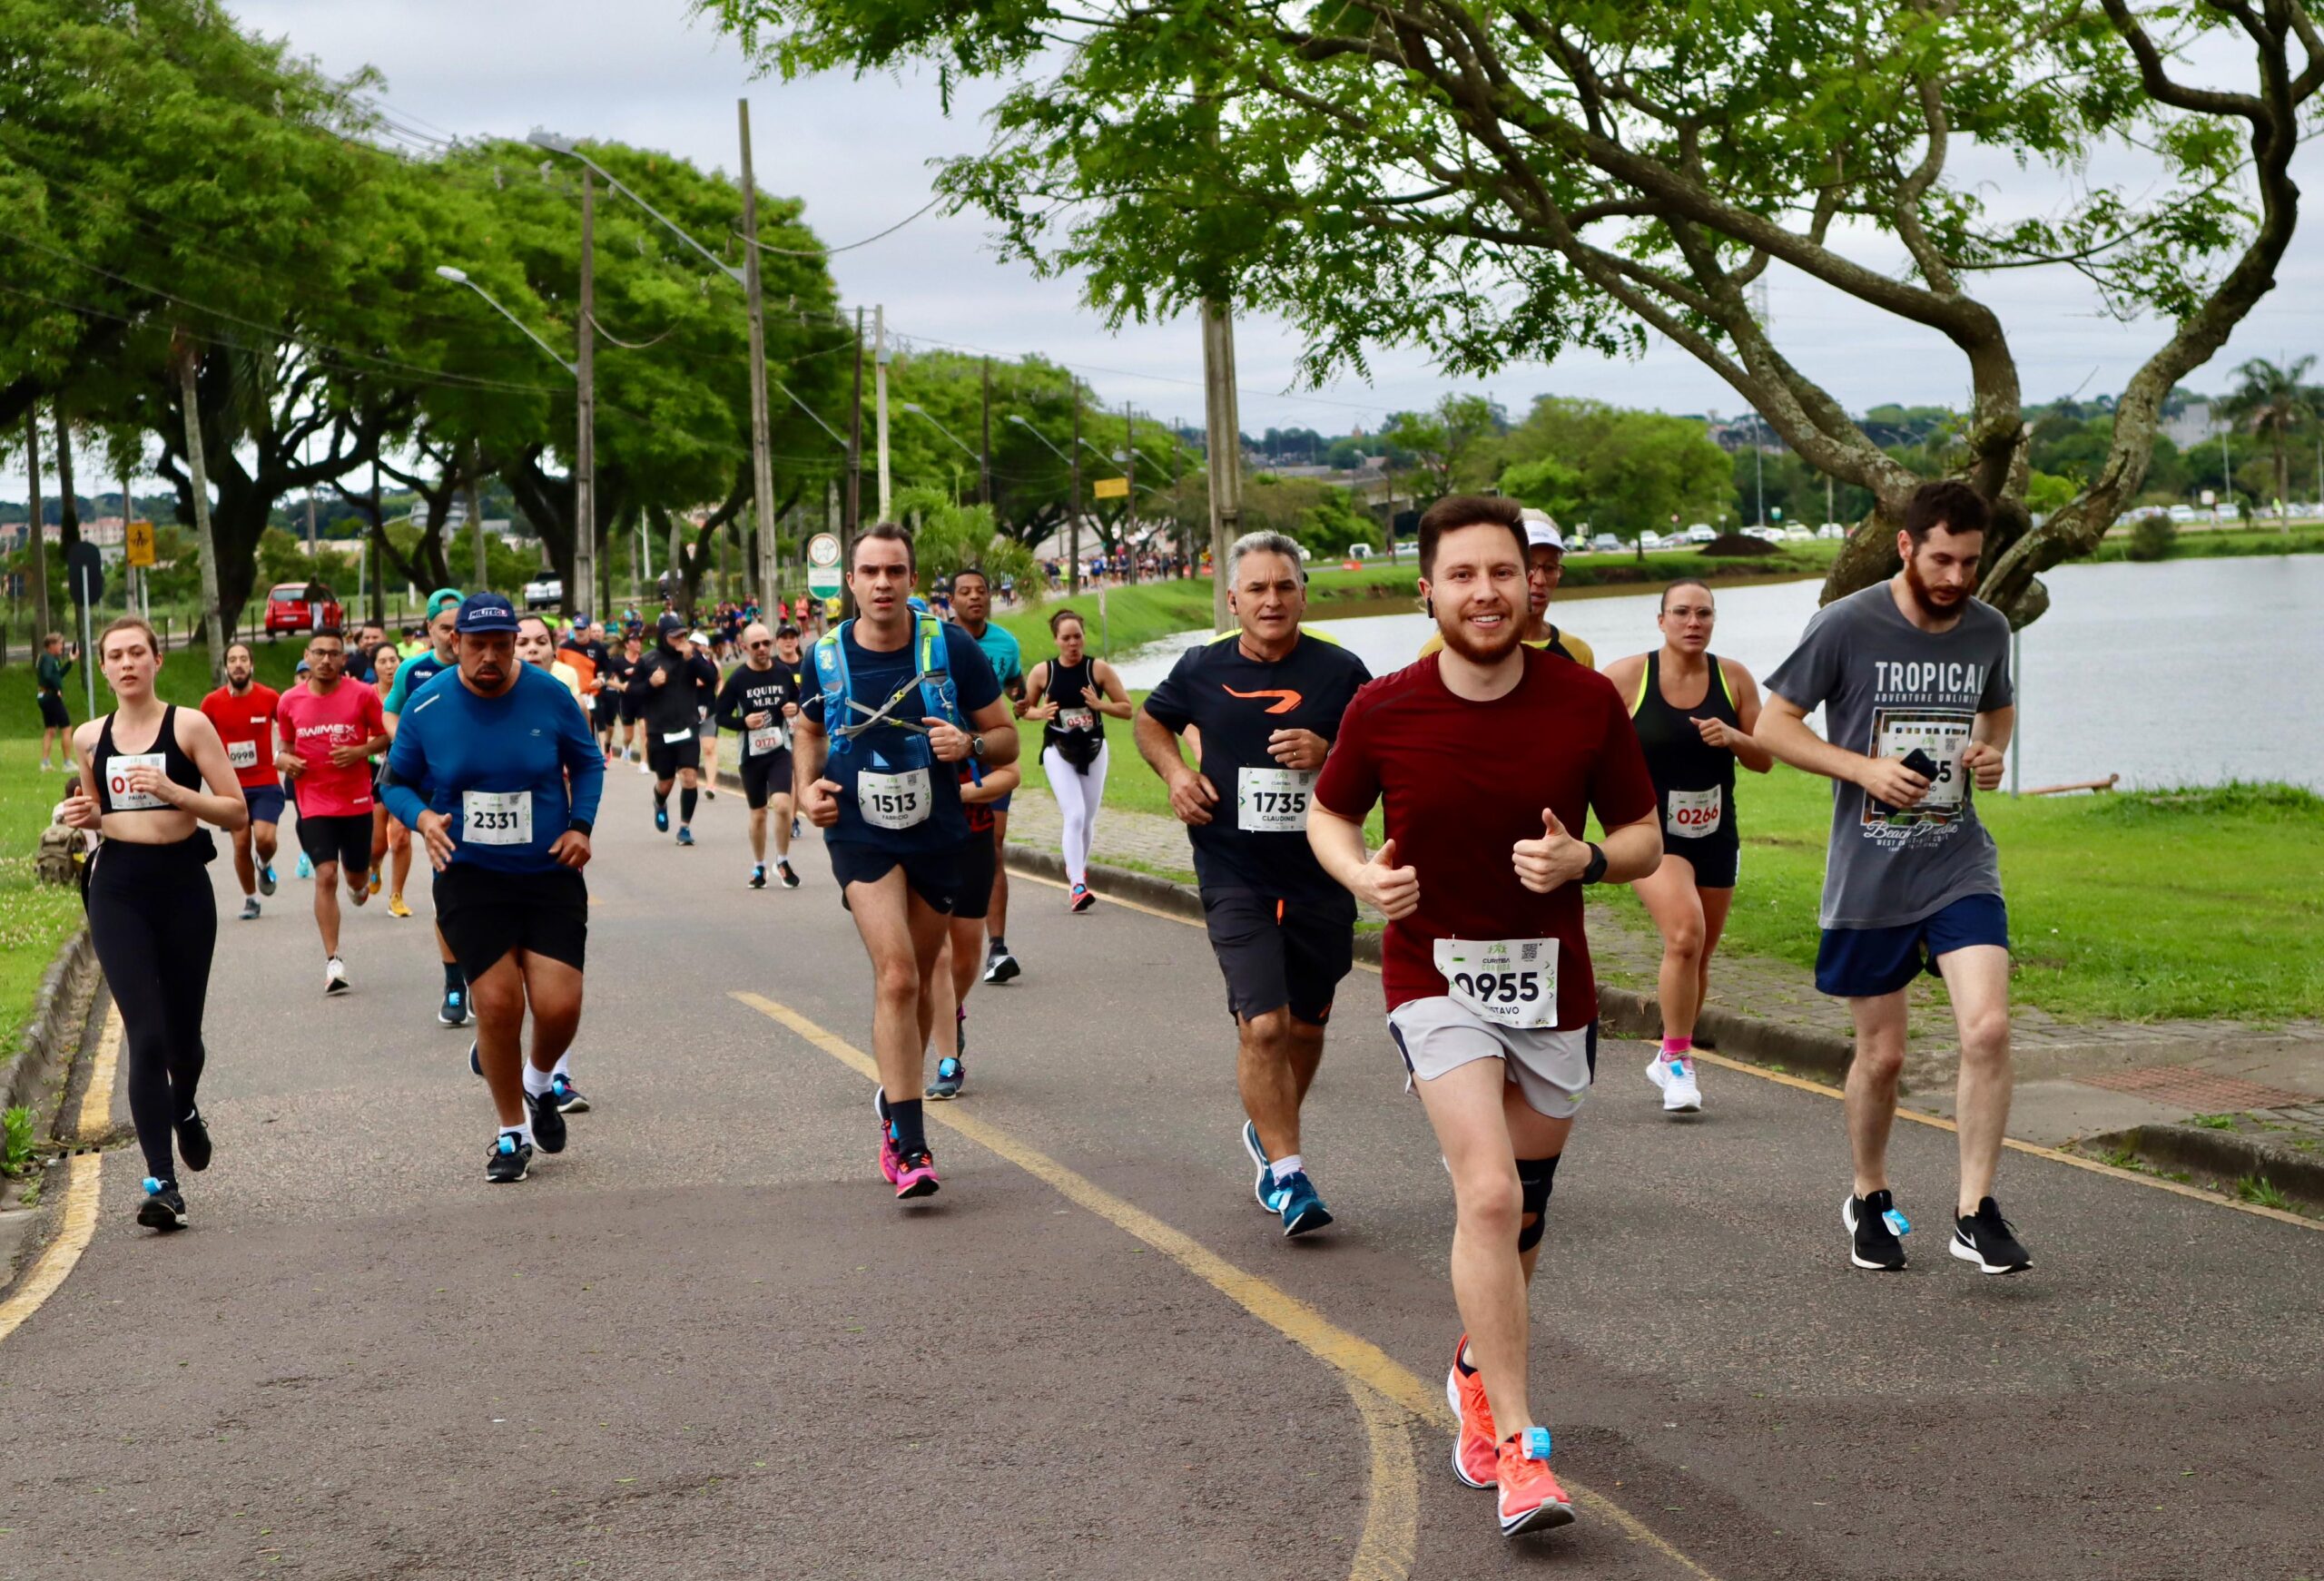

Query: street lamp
[1006,414,1072,466]
[435,267,575,374]
[1006,412,1083,593]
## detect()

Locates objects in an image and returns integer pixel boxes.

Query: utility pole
[123,454,141,619]
[738,99,779,609]
[1126,405,1138,555]
[873,304,891,522]
[175,342,227,678]
[980,357,993,509]
[847,307,865,539]
[1201,298,1243,632]
[369,456,384,625]
[467,456,487,589]
[303,428,318,557]
[25,407,48,643]
[1070,386,1085,595]
[576,169,598,620]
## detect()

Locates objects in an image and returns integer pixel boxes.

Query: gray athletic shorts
[1384,997,1598,1120]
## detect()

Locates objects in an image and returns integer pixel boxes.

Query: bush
[2126,513,2177,561]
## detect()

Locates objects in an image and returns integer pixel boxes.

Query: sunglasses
[746,640,773,649]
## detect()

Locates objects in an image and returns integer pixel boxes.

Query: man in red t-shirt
[1309,495,1662,1541]
[275,629,389,995]
[199,642,285,921]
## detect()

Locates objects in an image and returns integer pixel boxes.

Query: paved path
[4,770,2322,1579]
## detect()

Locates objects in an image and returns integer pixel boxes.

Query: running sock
[988,936,1007,955]
[888,1097,929,1155]
[680,787,698,821]
[443,961,465,992]
[500,1121,534,1146]
[1660,1036,1693,1056]
[552,1051,571,1078]
[655,789,669,810]
[522,1065,555,1099]
[1271,1154,1306,1183]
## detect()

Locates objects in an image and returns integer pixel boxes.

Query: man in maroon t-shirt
[1310,495,1661,1541]
[275,629,389,995]
[199,642,284,920]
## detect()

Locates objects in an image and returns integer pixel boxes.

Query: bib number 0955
[1432,937,1560,1030]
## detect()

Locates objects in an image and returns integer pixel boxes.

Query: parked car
[1591,532,1622,553]
[1817,522,1848,539]
[2167,504,2199,524]
[1784,525,1813,541]
[1684,523,1717,544]
[1639,530,1665,550]
[1746,525,1785,544]
[524,573,563,611]
[263,581,343,636]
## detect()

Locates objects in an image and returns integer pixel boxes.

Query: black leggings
[84,840,218,1183]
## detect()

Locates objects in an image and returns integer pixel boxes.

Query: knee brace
[1516,1154,1560,1252]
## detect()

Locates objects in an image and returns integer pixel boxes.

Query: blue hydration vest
[812,614,965,772]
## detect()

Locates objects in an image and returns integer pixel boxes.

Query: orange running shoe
[1444,1336,1498,1488]
[1494,1427,1575,1537]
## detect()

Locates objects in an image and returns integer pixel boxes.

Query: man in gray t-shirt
[1758,480,2032,1279]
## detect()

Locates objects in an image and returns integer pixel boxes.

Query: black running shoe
[486,1133,533,1183]
[527,1086,568,1154]
[749,864,767,889]
[176,1109,212,1173]
[468,1040,482,1078]
[777,859,801,890]
[1949,1197,2033,1275]
[439,985,472,1027]
[137,1176,187,1232]
[550,1073,590,1114]
[982,949,1021,986]
[1843,1190,1909,1272]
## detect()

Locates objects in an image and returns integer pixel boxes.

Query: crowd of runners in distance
[58,478,2031,1543]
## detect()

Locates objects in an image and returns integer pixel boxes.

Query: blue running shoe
[1241,1120,1274,1209]
[439,985,472,1027]
[550,1073,590,1114]
[926,1056,965,1100]
[258,863,278,897]
[655,805,669,833]
[468,1040,482,1078]
[295,851,313,879]
[675,826,694,847]
[1263,1170,1334,1238]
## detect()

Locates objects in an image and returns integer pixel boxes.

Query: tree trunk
[52,409,81,555]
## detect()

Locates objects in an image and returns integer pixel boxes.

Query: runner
[35,632,74,771]
[363,643,417,918]
[712,621,805,889]
[952,567,1029,985]
[275,629,389,995]
[1416,510,1595,668]
[60,616,247,1232]
[1136,531,1372,1235]
[1019,608,1131,912]
[925,750,1021,1099]
[383,593,603,1183]
[613,632,648,767]
[517,614,586,703]
[1306,495,1662,1537]
[594,628,634,761]
[634,614,717,845]
[694,628,723,799]
[198,642,284,922]
[1755,481,2029,1275]
[794,523,1016,1200]
[1599,582,1772,1115]
[383,587,473,1026]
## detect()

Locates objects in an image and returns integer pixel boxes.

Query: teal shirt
[963,621,1024,695]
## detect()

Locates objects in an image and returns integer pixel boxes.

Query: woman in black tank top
[1600,581,1772,1116]
[1020,608,1131,910]
[60,617,247,1234]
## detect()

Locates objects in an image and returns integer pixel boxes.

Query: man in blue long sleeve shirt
[383,593,603,1185]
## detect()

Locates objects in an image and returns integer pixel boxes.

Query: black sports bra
[91,705,203,814]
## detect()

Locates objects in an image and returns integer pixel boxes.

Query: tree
[893,485,1046,596]
[707,0,2321,626]
[1495,398,1732,542]
[1379,394,1500,505]
[2219,354,2317,508]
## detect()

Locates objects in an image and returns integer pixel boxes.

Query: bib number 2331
[462,790,533,846]
[858,768,931,830]
[1433,938,1560,1029]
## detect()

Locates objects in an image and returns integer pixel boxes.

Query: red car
[263,581,345,636]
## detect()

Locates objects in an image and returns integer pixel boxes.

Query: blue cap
[454,592,520,633]
[908,596,931,614]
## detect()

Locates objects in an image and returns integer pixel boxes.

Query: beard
[1902,554,1970,620]
[1435,601,1524,663]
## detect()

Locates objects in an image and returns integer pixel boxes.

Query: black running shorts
[646,731,703,780]
[740,747,794,810]
[1201,887,1356,1026]
[297,811,373,873]
[38,691,69,730]
[951,827,995,922]
[433,862,588,979]
[827,838,970,915]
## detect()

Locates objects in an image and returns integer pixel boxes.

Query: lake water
[1111,554,2324,791]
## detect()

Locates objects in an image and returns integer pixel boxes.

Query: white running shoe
[324,956,350,996]
[1644,1051,1702,1113]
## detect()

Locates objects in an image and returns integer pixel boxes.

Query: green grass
[2235,1175,2295,1211]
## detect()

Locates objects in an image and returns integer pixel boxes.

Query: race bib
[747,722,788,757]
[227,740,259,771]
[1876,713,1971,814]
[462,790,533,846]
[1433,938,1560,1030]
[1236,767,1315,833]
[662,727,694,744]
[105,753,169,812]
[1059,706,1098,733]
[1666,785,1723,839]
[858,767,931,830]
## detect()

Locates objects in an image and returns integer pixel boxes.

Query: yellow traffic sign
[1092,476,1129,501]
[125,519,157,567]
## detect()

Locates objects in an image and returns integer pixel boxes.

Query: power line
[740,196,944,257]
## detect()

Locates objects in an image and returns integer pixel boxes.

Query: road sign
[806,532,842,568]
[65,539,103,606]
[1092,476,1129,501]
[804,530,843,598]
[125,519,157,567]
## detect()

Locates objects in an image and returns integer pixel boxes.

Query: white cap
[691,630,712,644]
[1521,508,1565,552]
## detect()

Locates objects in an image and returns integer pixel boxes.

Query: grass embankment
[0,641,306,1066]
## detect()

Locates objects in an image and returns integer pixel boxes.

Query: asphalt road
[4,769,2321,1581]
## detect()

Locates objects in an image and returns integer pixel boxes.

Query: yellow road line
[1344,1380,1417,1581]
[0,1005,124,1350]
[734,990,1718,1579]
[1017,849,2317,1232]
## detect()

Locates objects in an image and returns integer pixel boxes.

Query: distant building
[2162,401,2224,450]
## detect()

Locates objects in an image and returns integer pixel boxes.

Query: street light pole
[1070,387,1084,596]
[873,305,891,522]
[737,99,778,609]
[576,170,597,619]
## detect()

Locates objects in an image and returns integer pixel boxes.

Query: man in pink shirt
[276,629,389,995]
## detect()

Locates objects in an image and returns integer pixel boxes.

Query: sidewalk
[1006,797,2324,1203]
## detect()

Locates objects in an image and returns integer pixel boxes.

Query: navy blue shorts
[243,785,287,827]
[1815,892,2009,999]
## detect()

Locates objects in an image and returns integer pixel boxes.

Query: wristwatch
[970,733,986,761]
[1581,841,1609,886]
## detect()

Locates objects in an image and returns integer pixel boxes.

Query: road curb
[2089,1123,2324,1211]
[1,926,94,1123]
[1005,849,1860,1082]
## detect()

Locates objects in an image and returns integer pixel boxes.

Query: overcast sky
[13,0,2323,500]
